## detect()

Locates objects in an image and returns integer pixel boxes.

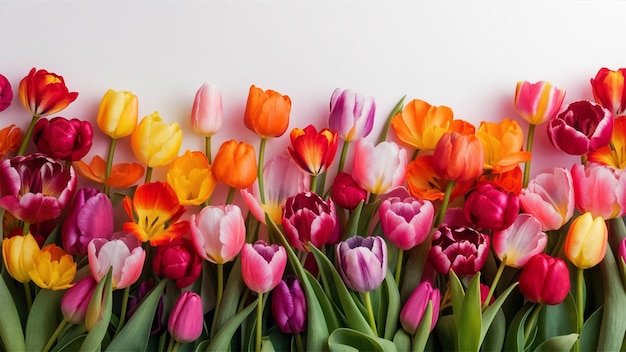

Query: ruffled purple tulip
[329,88,376,142]
[336,235,387,292]
[62,187,114,256]
[32,116,93,161]
[400,281,440,335]
[379,196,434,250]
[330,171,368,210]
[547,100,613,155]
[271,275,307,334]
[282,191,340,252]
[428,225,490,276]
[0,73,13,112]
[463,182,519,231]
[168,291,204,344]
[0,153,76,224]
[61,275,98,324]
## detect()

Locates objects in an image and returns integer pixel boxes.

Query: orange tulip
[432,132,484,182]
[391,99,455,150]
[406,155,472,202]
[166,150,215,205]
[588,115,626,169]
[288,125,338,176]
[73,155,144,189]
[479,166,523,195]
[18,67,78,117]
[0,125,21,160]
[212,140,257,189]
[244,85,291,138]
[476,118,531,174]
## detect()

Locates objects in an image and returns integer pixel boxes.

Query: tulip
[191,82,223,136]
[166,150,215,206]
[513,80,566,125]
[18,67,78,118]
[518,254,570,305]
[281,191,340,252]
[0,125,22,160]
[432,132,484,183]
[588,115,626,169]
[564,212,607,269]
[73,155,144,189]
[32,116,93,161]
[2,233,40,283]
[379,196,434,250]
[271,275,307,334]
[428,225,490,276]
[61,276,98,324]
[329,88,375,142]
[406,155,473,202]
[287,125,338,177]
[29,244,76,290]
[153,238,202,288]
[352,139,407,195]
[476,118,531,174]
[0,73,12,112]
[463,182,519,231]
[492,213,547,268]
[620,238,626,264]
[189,204,246,264]
[400,281,440,335]
[96,89,139,139]
[479,166,523,195]
[480,283,496,307]
[336,235,387,292]
[0,153,76,224]
[519,167,575,231]
[123,181,189,246]
[571,162,626,219]
[168,292,204,344]
[241,155,310,224]
[88,232,146,289]
[390,98,456,150]
[241,240,287,294]
[330,171,368,210]
[591,67,626,115]
[130,112,183,168]
[62,187,114,256]
[244,85,291,138]
[547,100,613,156]
[212,139,257,190]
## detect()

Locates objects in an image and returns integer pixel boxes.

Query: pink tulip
[400,281,440,335]
[190,82,223,136]
[352,139,407,195]
[463,182,519,231]
[492,213,547,268]
[282,191,340,252]
[619,238,626,264]
[189,204,246,264]
[328,88,376,142]
[87,232,146,289]
[514,80,566,125]
[480,283,495,307]
[0,73,12,112]
[330,171,368,210]
[61,276,98,324]
[571,162,626,219]
[428,225,490,276]
[62,187,114,256]
[152,238,202,288]
[32,116,93,161]
[241,240,287,294]
[519,167,575,231]
[168,292,204,344]
[379,196,434,250]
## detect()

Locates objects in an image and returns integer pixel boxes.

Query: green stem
[435,180,456,227]
[377,95,406,144]
[337,140,350,174]
[172,341,180,352]
[411,148,420,161]
[17,115,39,156]
[310,174,318,194]
[41,318,69,352]
[575,267,584,352]
[205,135,212,164]
[523,304,543,344]
[255,292,264,352]
[523,123,536,188]
[363,291,378,336]
[103,137,118,196]
[24,282,32,311]
[22,222,31,236]
[295,332,304,352]
[144,166,153,184]
[226,187,235,205]
[482,257,506,311]
[116,286,131,335]
[210,263,224,338]
[395,249,404,285]
[166,337,175,352]
[258,138,267,204]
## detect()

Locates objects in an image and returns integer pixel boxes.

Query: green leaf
[480,281,518,347]
[580,305,603,351]
[205,300,256,352]
[457,273,482,352]
[377,95,406,144]
[597,238,626,351]
[80,269,113,352]
[392,329,411,352]
[25,288,65,351]
[328,328,397,352]
[448,270,465,333]
[412,301,433,352]
[214,256,245,332]
[532,333,578,352]
[435,315,457,351]
[503,301,536,352]
[480,308,505,352]
[345,201,364,239]
[357,199,381,236]
[306,270,342,331]
[381,270,400,340]
[105,278,168,351]
[532,293,577,350]
[0,274,25,351]
[399,236,432,302]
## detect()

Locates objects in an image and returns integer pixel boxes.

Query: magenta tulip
[336,235,388,292]
[463,182,519,231]
[620,238,626,264]
[428,225,490,276]
[190,82,223,136]
[0,73,12,112]
[518,254,570,305]
[61,275,98,324]
[519,167,575,231]
[0,153,76,224]
[379,196,434,250]
[168,292,204,344]
[271,275,307,334]
[87,232,145,290]
[330,171,368,210]
[571,162,626,219]
[241,240,287,294]
[62,187,114,256]
[32,116,93,161]
[189,204,246,264]
[492,213,547,268]
[400,281,440,335]
[352,139,407,195]
[282,191,340,252]
[328,88,376,142]
[153,238,202,288]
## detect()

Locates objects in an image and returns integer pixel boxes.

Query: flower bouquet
[0,66,624,352]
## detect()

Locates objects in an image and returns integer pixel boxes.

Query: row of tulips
[0,66,625,352]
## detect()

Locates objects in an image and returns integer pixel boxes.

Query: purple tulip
[271,275,307,334]
[126,280,165,335]
[0,73,13,112]
[428,225,490,276]
[336,235,388,292]
[32,116,93,161]
[62,187,114,256]
[547,100,613,155]
[0,153,76,224]
[330,171,368,210]
[61,275,98,324]
[463,182,519,231]
[329,88,376,142]
[168,292,204,344]
[400,281,440,335]
[282,192,340,252]
[379,196,434,250]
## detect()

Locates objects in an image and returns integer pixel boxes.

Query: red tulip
[591,67,626,115]
[432,132,484,183]
[330,172,368,210]
[288,125,338,176]
[281,191,339,252]
[32,117,93,161]
[518,254,570,305]
[463,182,519,231]
[428,225,490,276]
[0,73,12,112]
[18,67,78,117]
[152,238,202,288]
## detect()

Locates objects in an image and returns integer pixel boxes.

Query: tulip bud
[564,212,608,269]
[131,112,183,168]
[330,172,367,210]
[32,117,93,161]
[518,254,570,305]
[328,88,376,142]
[153,238,202,288]
[336,235,387,292]
[271,275,307,334]
[212,140,257,190]
[379,196,434,250]
[0,73,13,112]
[244,85,291,138]
[241,241,287,294]
[168,292,204,344]
[96,89,138,139]
[480,283,495,307]
[463,182,519,231]
[191,82,223,136]
[1,233,41,283]
[432,132,484,183]
[400,281,440,335]
[619,238,626,265]
[190,204,246,264]
[591,67,626,115]
[514,80,566,125]
[282,192,339,252]
[0,125,22,159]
[61,276,98,324]
[62,187,114,256]
[428,225,490,276]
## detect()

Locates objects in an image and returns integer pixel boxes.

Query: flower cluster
[0,67,625,352]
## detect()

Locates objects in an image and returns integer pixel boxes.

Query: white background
[2,1,625,182]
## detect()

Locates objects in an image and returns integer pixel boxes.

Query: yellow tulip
[131,112,183,168]
[167,150,216,205]
[1,233,40,283]
[564,212,607,269]
[96,89,138,139]
[29,244,76,290]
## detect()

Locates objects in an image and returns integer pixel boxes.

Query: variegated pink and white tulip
[352,139,407,195]
[492,213,547,268]
[519,167,575,231]
[571,162,626,219]
[189,204,246,264]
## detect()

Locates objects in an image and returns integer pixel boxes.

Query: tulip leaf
[480,281,518,347]
[412,301,433,352]
[25,288,65,351]
[380,269,400,340]
[580,305,603,351]
[458,272,482,352]
[0,274,25,351]
[597,240,626,351]
[503,301,536,352]
[377,95,406,144]
[51,324,86,352]
[205,300,256,352]
[399,236,432,302]
[305,270,342,331]
[358,199,381,236]
[480,308,505,352]
[345,200,364,238]
[328,327,397,352]
[105,278,168,351]
[435,314,457,351]
[214,256,245,332]
[80,269,113,352]
[392,329,411,352]
[532,333,578,352]
[532,292,576,349]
